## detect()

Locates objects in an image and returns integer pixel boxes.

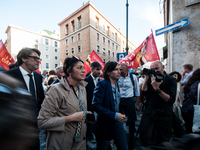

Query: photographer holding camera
[138,61,177,147]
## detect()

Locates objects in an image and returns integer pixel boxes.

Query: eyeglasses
[68,56,80,66]
[28,56,42,62]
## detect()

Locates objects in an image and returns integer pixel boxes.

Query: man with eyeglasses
[4,47,44,150]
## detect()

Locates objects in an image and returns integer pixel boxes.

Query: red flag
[118,30,160,69]
[84,50,105,77]
[0,40,15,70]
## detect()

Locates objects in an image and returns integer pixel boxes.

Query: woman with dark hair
[38,56,88,150]
[181,68,200,133]
[169,71,184,125]
[92,61,128,150]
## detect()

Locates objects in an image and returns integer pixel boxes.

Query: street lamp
[126,0,129,55]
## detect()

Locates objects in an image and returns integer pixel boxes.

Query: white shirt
[139,77,144,84]
[91,74,99,87]
[19,66,37,96]
[118,73,140,98]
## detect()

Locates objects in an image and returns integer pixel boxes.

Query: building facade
[5,25,60,72]
[163,0,200,73]
[58,1,136,63]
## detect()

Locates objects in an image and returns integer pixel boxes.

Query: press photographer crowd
[0,48,200,150]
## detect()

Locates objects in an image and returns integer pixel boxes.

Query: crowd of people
[0,47,200,150]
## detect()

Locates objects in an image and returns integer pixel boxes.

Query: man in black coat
[4,47,44,150]
[84,61,102,142]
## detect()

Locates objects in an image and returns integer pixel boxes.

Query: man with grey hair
[4,47,44,150]
[51,65,65,85]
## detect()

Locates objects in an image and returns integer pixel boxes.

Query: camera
[143,68,164,82]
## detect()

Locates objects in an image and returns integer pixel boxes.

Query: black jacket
[4,68,45,113]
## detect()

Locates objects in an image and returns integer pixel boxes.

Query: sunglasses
[28,56,42,62]
[68,56,80,66]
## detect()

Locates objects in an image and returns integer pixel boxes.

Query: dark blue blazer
[84,75,95,111]
[4,68,45,113]
[91,79,122,140]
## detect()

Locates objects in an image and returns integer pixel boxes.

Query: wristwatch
[155,89,161,93]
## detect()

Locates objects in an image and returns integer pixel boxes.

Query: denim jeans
[39,130,46,150]
[96,121,128,150]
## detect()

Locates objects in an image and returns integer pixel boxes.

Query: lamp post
[126,0,129,55]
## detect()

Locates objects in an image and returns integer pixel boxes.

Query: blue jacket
[91,79,123,140]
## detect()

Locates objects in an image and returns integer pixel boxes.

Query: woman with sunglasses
[92,61,128,150]
[38,56,88,150]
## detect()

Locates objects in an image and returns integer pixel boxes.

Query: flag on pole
[84,50,105,77]
[118,30,160,68]
[0,40,15,70]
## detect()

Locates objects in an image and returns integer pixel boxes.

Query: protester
[0,73,39,150]
[118,63,140,150]
[169,71,184,125]
[51,65,65,84]
[47,75,57,85]
[84,61,102,143]
[138,61,177,146]
[8,62,18,69]
[92,61,128,150]
[182,68,200,133]
[180,64,194,86]
[42,70,47,81]
[4,47,44,113]
[38,56,88,150]
[43,69,56,91]
[4,47,44,150]
[139,70,145,104]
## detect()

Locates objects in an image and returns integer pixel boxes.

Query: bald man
[138,61,177,146]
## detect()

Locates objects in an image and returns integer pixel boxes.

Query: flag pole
[125,0,129,55]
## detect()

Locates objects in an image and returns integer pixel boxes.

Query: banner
[0,40,15,70]
[118,30,160,69]
[84,50,105,77]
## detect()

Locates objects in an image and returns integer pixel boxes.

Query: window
[103,48,106,55]
[55,41,58,47]
[123,48,125,52]
[97,45,100,53]
[46,47,48,51]
[107,26,110,36]
[78,33,81,41]
[35,45,38,49]
[116,45,118,51]
[66,39,68,45]
[66,50,68,56]
[55,64,58,68]
[112,52,114,58]
[46,63,49,69]
[46,55,49,59]
[96,16,99,28]
[78,45,81,53]
[108,40,110,46]
[108,50,110,56]
[35,39,38,43]
[112,43,114,49]
[65,24,69,35]
[115,33,117,41]
[55,49,57,52]
[55,56,58,60]
[71,48,74,54]
[71,36,74,43]
[45,39,49,45]
[97,33,99,41]
[77,16,81,29]
[103,37,105,44]
[103,59,105,63]
[112,32,114,39]
[103,25,105,33]
[71,20,75,32]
